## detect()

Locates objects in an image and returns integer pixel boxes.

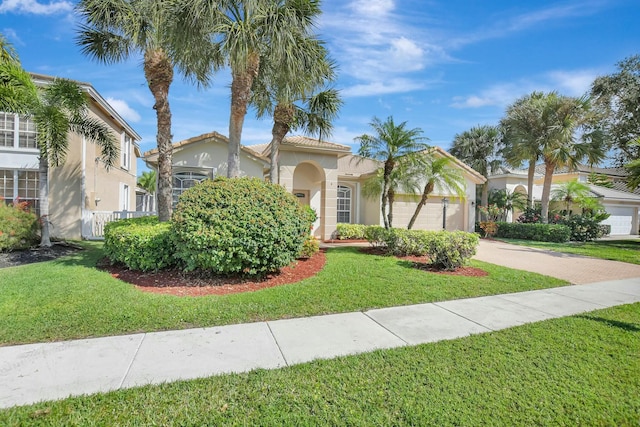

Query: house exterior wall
[171,141,265,178]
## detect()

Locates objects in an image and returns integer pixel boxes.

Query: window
[0,113,38,149]
[121,183,130,211]
[0,169,39,212]
[337,185,351,223]
[121,134,132,170]
[173,171,208,206]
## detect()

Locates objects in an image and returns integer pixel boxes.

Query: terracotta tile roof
[282,135,351,151]
[143,132,268,162]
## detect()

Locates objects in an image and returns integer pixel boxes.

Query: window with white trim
[121,183,130,211]
[0,169,39,212]
[337,185,351,223]
[172,171,208,206]
[0,112,37,149]
[121,133,132,170]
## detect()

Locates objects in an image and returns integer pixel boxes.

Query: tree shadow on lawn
[576,314,640,332]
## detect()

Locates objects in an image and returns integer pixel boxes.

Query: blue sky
[1,0,639,174]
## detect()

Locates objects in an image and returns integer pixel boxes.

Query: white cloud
[349,0,394,17]
[0,0,73,15]
[2,27,22,44]
[342,78,426,98]
[106,98,142,123]
[547,69,599,97]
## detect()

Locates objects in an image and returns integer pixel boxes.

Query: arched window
[172,171,208,206]
[337,185,351,223]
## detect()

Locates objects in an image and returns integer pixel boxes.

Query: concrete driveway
[474,239,640,284]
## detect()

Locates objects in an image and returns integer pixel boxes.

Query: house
[143,132,485,240]
[487,164,640,235]
[0,73,142,240]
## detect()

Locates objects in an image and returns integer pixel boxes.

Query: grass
[1,302,638,425]
[501,238,640,264]
[0,243,567,346]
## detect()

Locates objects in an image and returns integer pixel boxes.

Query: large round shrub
[172,177,314,276]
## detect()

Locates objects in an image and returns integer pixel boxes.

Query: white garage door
[602,207,634,235]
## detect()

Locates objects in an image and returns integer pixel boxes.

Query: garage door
[602,206,634,235]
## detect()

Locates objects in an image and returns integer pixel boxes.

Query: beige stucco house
[487,164,640,235]
[143,132,485,240]
[0,73,141,240]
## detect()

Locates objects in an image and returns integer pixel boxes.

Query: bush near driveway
[0,200,39,251]
[495,222,571,243]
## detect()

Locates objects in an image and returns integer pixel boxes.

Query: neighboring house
[143,132,485,240]
[487,164,640,235]
[0,73,142,240]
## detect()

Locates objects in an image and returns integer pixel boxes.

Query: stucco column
[323,168,338,241]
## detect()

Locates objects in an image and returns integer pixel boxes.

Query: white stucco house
[487,164,640,235]
[143,132,485,241]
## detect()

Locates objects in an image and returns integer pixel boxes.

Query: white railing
[82,210,156,240]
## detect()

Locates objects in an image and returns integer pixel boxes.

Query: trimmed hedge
[364,226,479,270]
[103,216,174,272]
[495,222,571,243]
[335,223,367,240]
[561,215,606,242]
[0,202,39,251]
[172,177,313,276]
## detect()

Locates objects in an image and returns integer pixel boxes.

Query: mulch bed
[0,242,81,269]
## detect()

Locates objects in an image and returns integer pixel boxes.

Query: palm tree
[500,92,547,209]
[356,116,429,229]
[137,170,157,194]
[76,0,214,222]
[449,125,502,210]
[407,153,465,229]
[537,93,606,222]
[361,157,421,228]
[34,78,119,247]
[251,36,341,183]
[0,33,19,64]
[551,179,591,216]
[487,189,527,221]
[181,0,322,178]
[0,34,38,113]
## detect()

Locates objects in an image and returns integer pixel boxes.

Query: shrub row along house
[0,74,141,240]
[143,132,486,241]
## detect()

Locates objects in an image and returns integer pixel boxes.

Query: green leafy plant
[560,214,606,242]
[103,216,174,271]
[364,225,390,248]
[426,231,479,270]
[0,199,39,251]
[495,222,571,242]
[298,235,320,258]
[171,177,313,276]
[335,223,367,240]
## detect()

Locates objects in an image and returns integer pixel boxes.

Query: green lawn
[1,303,638,425]
[0,243,567,346]
[501,238,640,264]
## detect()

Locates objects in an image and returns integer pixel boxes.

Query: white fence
[82,210,156,240]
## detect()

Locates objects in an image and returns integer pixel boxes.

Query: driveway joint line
[432,302,498,332]
[361,311,409,345]
[265,321,291,367]
[119,334,146,388]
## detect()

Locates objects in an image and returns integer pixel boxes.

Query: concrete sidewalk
[1,278,639,409]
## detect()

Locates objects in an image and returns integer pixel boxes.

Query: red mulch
[100,246,488,297]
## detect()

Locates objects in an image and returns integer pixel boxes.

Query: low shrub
[103,216,174,271]
[561,215,605,242]
[335,223,367,240]
[298,235,320,259]
[172,177,313,276]
[495,222,571,243]
[364,225,390,248]
[599,224,611,237]
[0,200,39,251]
[383,228,431,257]
[426,231,479,270]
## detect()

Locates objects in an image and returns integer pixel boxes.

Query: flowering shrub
[478,204,502,222]
[0,199,39,251]
[298,235,320,258]
[479,221,498,238]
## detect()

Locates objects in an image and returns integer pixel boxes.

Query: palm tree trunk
[228,52,260,178]
[144,49,174,222]
[387,188,395,228]
[269,103,293,183]
[540,160,555,223]
[526,159,536,209]
[407,182,434,229]
[38,155,51,247]
[380,186,389,229]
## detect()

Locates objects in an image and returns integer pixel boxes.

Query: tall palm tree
[500,92,547,209]
[76,0,214,222]
[251,36,341,183]
[34,78,118,247]
[551,179,591,216]
[356,116,429,229]
[0,34,37,113]
[537,93,606,222]
[450,124,502,213]
[0,33,19,64]
[180,0,322,178]
[407,153,465,229]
